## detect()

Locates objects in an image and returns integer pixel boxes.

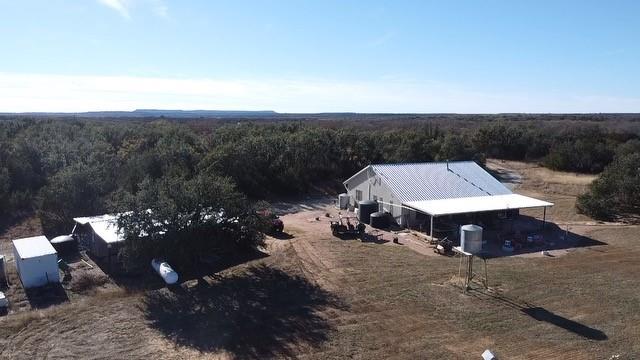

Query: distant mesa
[0,109,279,118]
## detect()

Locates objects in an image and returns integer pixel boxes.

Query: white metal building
[72,214,124,260]
[12,236,60,288]
[343,161,553,236]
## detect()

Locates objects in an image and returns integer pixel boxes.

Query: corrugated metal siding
[371,161,511,203]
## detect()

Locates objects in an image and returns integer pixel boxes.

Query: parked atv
[330,216,365,238]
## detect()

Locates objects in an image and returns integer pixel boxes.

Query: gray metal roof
[369,161,512,202]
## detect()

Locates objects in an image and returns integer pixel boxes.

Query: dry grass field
[0,162,639,359]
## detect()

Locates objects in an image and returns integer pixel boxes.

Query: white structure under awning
[73,214,123,244]
[405,194,554,217]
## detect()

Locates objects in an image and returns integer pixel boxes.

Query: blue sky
[1,0,639,112]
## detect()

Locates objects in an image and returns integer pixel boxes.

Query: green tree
[115,173,267,273]
[577,152,640,220]
[39,164,107,236]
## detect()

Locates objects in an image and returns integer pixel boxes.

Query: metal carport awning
[404,194,553,217]
[404,194,554,239]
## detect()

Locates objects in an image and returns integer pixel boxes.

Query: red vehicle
[271,215,284,233]
[258,210,284,234]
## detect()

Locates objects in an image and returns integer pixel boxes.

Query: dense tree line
[0,116,638,269]
[577,140,640,220]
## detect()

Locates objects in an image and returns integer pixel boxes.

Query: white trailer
[12,236,60,288]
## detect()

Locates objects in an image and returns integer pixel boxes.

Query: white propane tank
[151,259,179,285]
[50,235,74,244]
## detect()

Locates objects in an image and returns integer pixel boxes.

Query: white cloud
[98,0,131,19]
[97,0,169,19]
[151,0,169,19]
[0,72,638,113]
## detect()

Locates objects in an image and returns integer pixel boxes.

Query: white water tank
[151,259,179,285]
[460,224,483,254]
[338,193,350,209]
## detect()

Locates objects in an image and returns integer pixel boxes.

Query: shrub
[70,272,110,294]
[577,152,640,220]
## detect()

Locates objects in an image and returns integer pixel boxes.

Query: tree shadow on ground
[468,289,607,341]
[331,233,362,241]
[89,248,270,292]
[270,231,295,240]
[360,233,389,244]
[141,264,346,358]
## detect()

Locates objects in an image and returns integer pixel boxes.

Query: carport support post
[430,215,434,240]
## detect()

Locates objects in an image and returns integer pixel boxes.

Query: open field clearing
[1,162,639,359]
[487,159,598,224]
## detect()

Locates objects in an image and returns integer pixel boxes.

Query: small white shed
[12,236,60,288]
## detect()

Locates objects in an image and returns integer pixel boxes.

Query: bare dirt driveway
[1,162,639,359]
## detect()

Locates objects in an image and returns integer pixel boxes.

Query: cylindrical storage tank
[460,224,483,254]
[151,259,179,285]
[50,235,77,254]
[0,255,5,285]
[369,212,389,229]
[358,200,378,224]
[338,193,350,210]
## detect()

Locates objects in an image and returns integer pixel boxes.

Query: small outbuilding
[12,236,60,288]
[72,214,123,262]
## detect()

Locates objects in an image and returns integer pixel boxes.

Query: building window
[356,190,362,201]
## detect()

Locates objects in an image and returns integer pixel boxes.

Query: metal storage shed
[12,236,60,288]
[72,214,124,259]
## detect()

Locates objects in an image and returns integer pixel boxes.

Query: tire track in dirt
[291,237,344,292]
